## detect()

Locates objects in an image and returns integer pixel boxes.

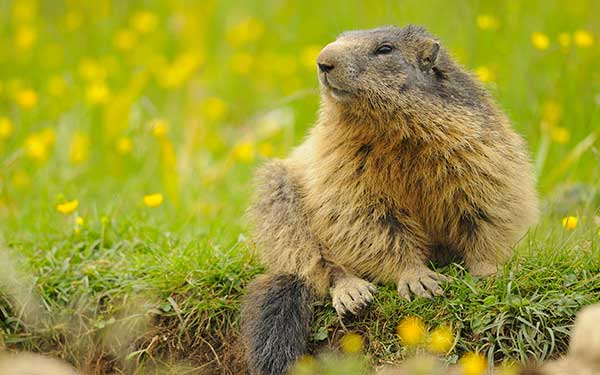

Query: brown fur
[242,25,539,374]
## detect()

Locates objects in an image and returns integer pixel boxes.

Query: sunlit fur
[242,25,539,375]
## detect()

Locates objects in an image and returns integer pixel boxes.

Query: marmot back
[242,25,539,375]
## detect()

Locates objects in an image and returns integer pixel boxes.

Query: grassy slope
[1,0,600,373]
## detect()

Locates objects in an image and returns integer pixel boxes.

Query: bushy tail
[241,274,316,375]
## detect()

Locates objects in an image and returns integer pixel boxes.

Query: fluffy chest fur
[295,119,524,276]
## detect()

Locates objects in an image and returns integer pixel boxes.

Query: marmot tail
[241,274,315,375]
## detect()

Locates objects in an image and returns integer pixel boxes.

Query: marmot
[241,25,539,375]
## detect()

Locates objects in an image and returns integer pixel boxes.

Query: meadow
[0,0,599,374]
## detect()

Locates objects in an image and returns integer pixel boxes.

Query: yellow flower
[25,129,55,162]
[227,17,265,46]
[69,132,90,164]
[114,29,137,51]
[531,32,550,50]
[258,142,274,157]
[169,11,186,34]
[340,332,364,354]
[160,139,177,167]
[202,97,228,122]
[301,45,322,70]
[47,75,67,97]
[130,10,158,34]
[541,100,561,126]
[15,25,37,50]
[292,355,318,374]
[79,59,107,82]
[460,352,487,375]
[25,136,46,160]
[549,126,570,144]
[57,199,79,214]
[156,52,202,89]
[12,0,37,23]
[0,117,14,139]
[230,52,254,75]
[150,118,169,138]
[476,15,499,30]
[64,11,83,31]
[562,216,578,230]
[116,136,133,155]
[475,66,494,83]
[143,193,163,208]
[85,81,110,104]
[15,88,38,109]
[39,128,55,145]
[397,316,426,346]
[76,216,84,225]
[573,30,594,48]
[427,325,454,354]
[233,140,256,163]
[11,170,31,189]
[557,33,571,48]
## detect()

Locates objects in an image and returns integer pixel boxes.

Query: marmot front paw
[331,276,377,316]
[397,268,449,301]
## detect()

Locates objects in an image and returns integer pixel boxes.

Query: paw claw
[331,276,376,316]
[398,284,411,302]
[421,276,444,297]
[397,268,449,300]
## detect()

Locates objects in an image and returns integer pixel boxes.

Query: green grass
[0,0,599,373]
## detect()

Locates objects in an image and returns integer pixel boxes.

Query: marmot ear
[419,39,440,72]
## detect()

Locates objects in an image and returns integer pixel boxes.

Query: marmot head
[316,25,488,123]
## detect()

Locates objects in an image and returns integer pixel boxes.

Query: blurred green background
[0,0,599,372]
[0,0,598,236]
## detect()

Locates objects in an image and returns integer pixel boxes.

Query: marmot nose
[318,63,334,73]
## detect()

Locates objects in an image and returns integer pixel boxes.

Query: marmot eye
[374,44,394,55]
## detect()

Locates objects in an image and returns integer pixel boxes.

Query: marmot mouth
[328,85,351,99]
[320,75,352,100]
